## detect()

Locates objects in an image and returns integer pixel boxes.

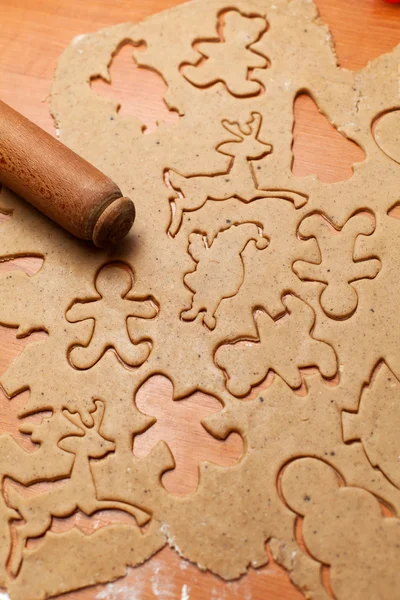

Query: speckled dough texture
[1,1,400,598]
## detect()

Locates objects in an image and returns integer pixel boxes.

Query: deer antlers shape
[221,112,263,140]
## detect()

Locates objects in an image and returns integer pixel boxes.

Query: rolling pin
[0,99,135,247]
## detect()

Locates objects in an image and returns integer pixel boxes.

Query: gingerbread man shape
[281,457,400,600]
[182,10,268,97]
[293,212,381,319]
[66,263,158,369]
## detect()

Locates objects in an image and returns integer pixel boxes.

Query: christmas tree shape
[292,93,365,183]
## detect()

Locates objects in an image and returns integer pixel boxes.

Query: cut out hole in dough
[291,93,365,183]
[387,201,400,220]
[48,508,140,537]
[90,41,180,133]
[134,375,243,496]
[0,327,48,375]
[316,0,400,70]
[0,256,44,277]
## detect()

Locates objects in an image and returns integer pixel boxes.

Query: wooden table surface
[1,0,400,598]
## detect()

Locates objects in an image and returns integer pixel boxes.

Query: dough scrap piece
[281,457,400,600]
[0,0,400,598]
[293,212,381,319]
[216,294,337,395]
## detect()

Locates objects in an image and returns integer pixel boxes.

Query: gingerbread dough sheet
[0,0,400,598]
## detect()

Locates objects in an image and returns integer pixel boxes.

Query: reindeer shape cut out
[7,401,150,575]
[166,113,307,236]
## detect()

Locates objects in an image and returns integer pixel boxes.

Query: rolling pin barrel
[0,99,135,247]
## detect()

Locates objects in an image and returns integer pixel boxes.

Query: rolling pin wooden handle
[0,99,135,247]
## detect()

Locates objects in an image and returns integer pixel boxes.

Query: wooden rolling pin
[0,100,135,247]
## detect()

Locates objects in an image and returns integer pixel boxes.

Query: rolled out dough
[1,1,400,598]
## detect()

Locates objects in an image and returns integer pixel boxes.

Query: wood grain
[0,0,399,599]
